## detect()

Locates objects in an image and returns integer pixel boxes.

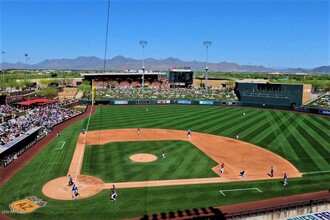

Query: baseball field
[0,105,329,219]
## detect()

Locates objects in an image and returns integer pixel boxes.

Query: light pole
[203,41,212,89]
[1,51,4,79]
[139,40,147,88]
[24,53,28,79]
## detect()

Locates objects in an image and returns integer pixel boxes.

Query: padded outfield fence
[79,99,330,115]
[224,196,330,219]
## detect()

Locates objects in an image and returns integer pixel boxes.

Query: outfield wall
[244,205,329,220]
[79,99,293,110]
[79,98,330,114]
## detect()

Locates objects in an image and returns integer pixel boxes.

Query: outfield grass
[89,105,330,172]
[82,140,218,182]
[0,105,329,220]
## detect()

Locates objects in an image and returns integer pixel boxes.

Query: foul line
[56,141,66,150]
[75,106,93,182]
[302,170,330,175]
[220,187,262,196]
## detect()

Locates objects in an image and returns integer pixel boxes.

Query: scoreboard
[168,68,193,84]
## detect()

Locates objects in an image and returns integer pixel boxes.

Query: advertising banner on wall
[319,109,330,115]
[157,100,170,104]
[136,100,150,104]
[199,101,214,105]
[114,100,128,105]
[178,100,192,104]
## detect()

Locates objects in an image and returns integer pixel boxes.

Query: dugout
[0,127,41,167]
[235,82,312,109]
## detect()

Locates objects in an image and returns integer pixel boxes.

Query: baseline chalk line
[302,170,330,175]
[55,141,66,150]
[220,187,262,196]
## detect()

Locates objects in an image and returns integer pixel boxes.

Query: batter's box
[220,187,262,196]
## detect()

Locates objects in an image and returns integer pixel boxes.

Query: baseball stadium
[0,71,329,220]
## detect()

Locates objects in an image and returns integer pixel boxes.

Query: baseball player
[68,174,73,186]
[110,185,117,201]
[270,166,274,177]
[220,163,225,173]
[236,133,240,140]
[283,173,288,186]
[137,128,140,135]
[72,183,79,200]
[162,150,166,159]
[187,129,191,139]
[239,170,246,178]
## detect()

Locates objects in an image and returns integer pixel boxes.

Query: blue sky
[1,0,329,68]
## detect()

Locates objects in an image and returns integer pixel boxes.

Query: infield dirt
[42,128,302,200]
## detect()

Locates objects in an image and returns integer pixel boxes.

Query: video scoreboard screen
[169,70,193,83]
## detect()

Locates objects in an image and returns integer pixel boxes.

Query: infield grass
[82,140,218,182]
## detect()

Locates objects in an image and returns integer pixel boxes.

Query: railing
[224,196,330,219]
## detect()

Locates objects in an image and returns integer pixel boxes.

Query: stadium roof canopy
[82,72,167,77]
[17,98,57,106]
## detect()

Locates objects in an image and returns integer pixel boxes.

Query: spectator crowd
[96,86,238,101]
[0,104,20,118]
[0,102,81,167]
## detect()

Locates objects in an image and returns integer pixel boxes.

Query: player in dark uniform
[110,185,117,201]
[72,184,79,200]
[220,163,225,173]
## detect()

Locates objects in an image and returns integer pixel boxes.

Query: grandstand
[305,94,330,110]
[58,87,78,100]
[95,87,238,101]
[0,100,81,167]
[235,82,312,109]
[82,72,167,87]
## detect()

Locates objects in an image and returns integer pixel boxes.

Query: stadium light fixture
[24,53,28,79]
[203,41,212,89]
[139,40,148,89]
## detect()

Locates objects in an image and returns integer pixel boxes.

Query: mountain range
[1,56,329,73]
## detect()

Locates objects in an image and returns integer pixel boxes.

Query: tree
[78,80,91,98]
[8,80,19,92]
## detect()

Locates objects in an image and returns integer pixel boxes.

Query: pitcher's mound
[130,153,157,162]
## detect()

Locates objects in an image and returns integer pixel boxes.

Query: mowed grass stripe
[219,110,266,137]
[205,110,264,136]
[310,115,330,129]
[176,108,231,132]
[203,108,257,135]
[242,112,273,142]
[295,123,330,169]
[89,106,196,130]
[196,110,243,134]
[146,110,210,130]
[141,107,215,128]
[254,112,295,147]
[286,125,321,172]
[302,116,330,150]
